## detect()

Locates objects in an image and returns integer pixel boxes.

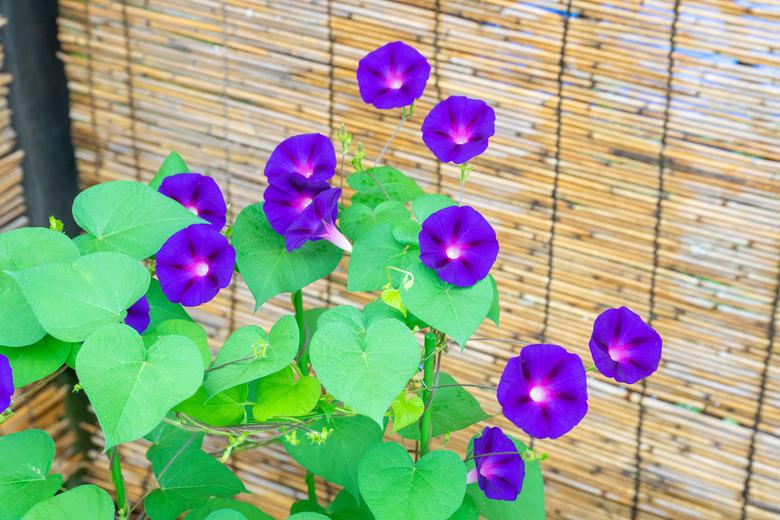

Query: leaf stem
[418,332,437,458]
[422,383,497,392]
[374,110,406,167]
[108,447,128,519]
[292,289,308,374]
[306,471,318,504]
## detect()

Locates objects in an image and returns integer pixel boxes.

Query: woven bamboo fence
[48,0,780,518]
[0,16,27,231]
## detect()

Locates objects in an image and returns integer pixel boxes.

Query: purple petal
[419,205,498,287]
[263,175,331,235]
[156,224,235,307]
[357,41,431,110]
[159,173,227,230]
[497,344,588,439]
[0,354,13,414]
[421,96,496,164]
[589,306,662,384]
[124,295,150,334]
[284,187,343,251]
[265,134,337,183]
[473,426,525,501]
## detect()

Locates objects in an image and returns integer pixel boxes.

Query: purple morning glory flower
[159,173,227,230]
[589,306,662,384]
[264,134,337,184]
[263,174,331,235]
[357,41,431,110]
[124,295,150,334]
[283,187,352,253]
[0,354,13,414]
[497,344,588,440]
[421,96,496,164]
[156,224,235,307]
[419,205,499,287]
[468,426,525,501]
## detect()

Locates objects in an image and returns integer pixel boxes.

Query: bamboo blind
[54,1,780,518]
[0,16,27,231]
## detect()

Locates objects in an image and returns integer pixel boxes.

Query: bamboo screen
[56,1,779,518]
[0,16,27,231]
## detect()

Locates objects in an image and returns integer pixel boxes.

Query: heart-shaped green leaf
[310,318,420,426]
[204,316,299,397]
[285,415,383,501]
[13,252,150,342]
[0,336,74,386]
[327,489,374,520]
[340,200,410,242]
[147,318,211,367]
[252,367,321,422]
[348,167,424,208]
[401,263,493,347]
[76,323,204,448]
[21,485,115,520]
[358,442,466,520]
[0,430,63,519]
[187,498,273,520]
[150,151,189,190]
[0,227,80,346]
[233,204,343,310]
[487,275,500,328]
[390,393,424,432]
[72,180,205,259]
[412,194,457,223]
[174,385,248,427]
[348,223,419,292]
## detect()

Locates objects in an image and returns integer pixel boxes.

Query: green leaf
[147,278,191,330]
[204,316,299,397]
[204,511,247,520]
[12,252,150,342]
[150,151,190,190]
[310,318,420,426]
[252,368,321,421]
[347,223,418,292]
[148,319,211,367]
[0,336,74,386]
[76,323,204,448]
[317,305,366,332]
[412,194,457,222]
[399,373,488,441]
[0,227,80,347]
[340,201,410,242]
[358,442,466,520]
[466,436,545,520]
[390,393,424,432]
[72,180,204,259]
[362,299,405,324]
[233,204,343,310]
[186,498,273,520]
[449,494,478,520]
[21,485,114,520]
[175,385,248,427]
[290,500,329,516]
[327,490,374,520]
[288,514,330,520]
[285,415,383,500]
[0,430,63,519]
[487,275,500,328]
[146,442,246,520]
[401,263,493,347]
[348,167,424,208]
[392,220,421,246]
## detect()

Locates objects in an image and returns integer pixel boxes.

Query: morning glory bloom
[159,173,227,230]
[124,295,150,334]
[421,96,495,164]
[263,174,330,235]
[497,344,588,439]
[589,306,662,384]
[357,41,431,110]
[264,134,337,184]
[468,426,525,501]
[419,205,499,287]
[0,354,13,414]
[283,187,352,253]
[156,224,235,307]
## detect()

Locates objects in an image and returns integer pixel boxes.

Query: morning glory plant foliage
[0,40,663,520]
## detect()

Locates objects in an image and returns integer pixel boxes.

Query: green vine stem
[292,289,308,373]
[305,471,318,504]
[418,332,437,457]
[108,447,128,519]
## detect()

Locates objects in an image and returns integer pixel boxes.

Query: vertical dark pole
[0,0,79,234]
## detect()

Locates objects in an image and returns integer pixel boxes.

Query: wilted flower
[264,134,337,184]
[159,173,227,230]
[124,295,150,334]
[497,344,588,439]
[468,426,525,501]
[0,354,13,414]
[589,306,662,384]
[419,205,498,287]
[284,188,351,253]
[263,174,330,235]
[156,224,235,307]
[357,41,431,110]
[421,96,495,164]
